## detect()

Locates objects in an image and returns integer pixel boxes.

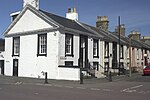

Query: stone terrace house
[3,0,150,80]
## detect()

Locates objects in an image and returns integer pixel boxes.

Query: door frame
[13,59,18,76]
[79,35,88,70]
[0,60,4,75]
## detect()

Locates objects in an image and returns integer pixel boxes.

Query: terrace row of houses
[0,0,150,80]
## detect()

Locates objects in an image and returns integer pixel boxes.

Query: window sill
[93,56,99,58]
[65,54,74,57]
[12,55,19,57]
[58,65,79,68]
[37,54,47,57]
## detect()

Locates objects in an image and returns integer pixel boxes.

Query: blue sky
[0,0,150,38]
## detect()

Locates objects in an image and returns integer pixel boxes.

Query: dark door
[112,42,117,69]
[13,59,18,76]
[0,60,4,75]
[79,35,88,69]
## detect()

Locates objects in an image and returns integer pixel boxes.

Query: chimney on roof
[96,16,109,31]
[23,0,39,10]
[66,7,78,20]
[115,24,126,36]
[128,31,141,40]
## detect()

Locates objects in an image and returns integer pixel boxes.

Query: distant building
[141,36,150,46]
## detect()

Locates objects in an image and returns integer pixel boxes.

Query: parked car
[143,66,150,75]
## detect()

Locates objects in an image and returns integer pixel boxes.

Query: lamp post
[118,16,121,76]
[79,59,83,84]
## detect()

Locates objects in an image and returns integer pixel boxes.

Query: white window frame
[65,33,73,56]
[105,42,109,57]
[93,39,99,58]
[13,37,20,56]
[37,33,47,56]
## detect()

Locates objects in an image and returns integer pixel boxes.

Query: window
[65,33,73,56]
[93,62,99,71]
[137,49,139,60]
[141,49,144,60]
[65,61,73,66]
[127,47,129,59]
[104,62,109,72]
[37,33,47,56]
[120,45,124,59]
[105,42,109,58]
[93,39,99,58]
[12,37,20,56]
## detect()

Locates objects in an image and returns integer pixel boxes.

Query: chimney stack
[115,24,126,36]
[23,0,39,10]
[128,31,141,40]
[96,16,109,31]
[66,7,78,20]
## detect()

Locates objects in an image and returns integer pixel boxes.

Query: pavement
[0,73,149,87]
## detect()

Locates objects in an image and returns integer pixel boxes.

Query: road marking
[129,85,143,89]
[15,82,22,85]
[44,84,53,86]
[54,85,63,87]
[125,90,136,93]
[76,87,86,89]
[102,89,113,92]
[34,92,39,95]
[138,91,144,94]
[64,86,74,88]
[121,85,143,93]
[90,88,100,91]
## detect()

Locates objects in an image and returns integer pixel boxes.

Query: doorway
[79,35,88,69]
[0,60,4,75]
[13,59,18,76]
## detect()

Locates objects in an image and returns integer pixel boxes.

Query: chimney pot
[73,7,77,13]
[68,8,71,13]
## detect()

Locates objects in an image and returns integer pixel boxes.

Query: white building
[3,0,150,80]
[4,0,105,80]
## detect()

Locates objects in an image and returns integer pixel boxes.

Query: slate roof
[39,10,98,37]
[4,5,150,50]
[81,23,129,45]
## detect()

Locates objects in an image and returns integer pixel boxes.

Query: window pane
[65,34,73,55]
[105,42,109,57]
[65,61,73,66]
[38,34,47,55]
[93,40,98,56]
[13,37,20,55]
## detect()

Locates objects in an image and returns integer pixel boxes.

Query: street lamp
[118,16,121,76]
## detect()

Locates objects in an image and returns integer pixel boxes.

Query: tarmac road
[0,73,150,100]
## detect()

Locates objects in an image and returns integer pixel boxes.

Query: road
[0,74,150,100]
